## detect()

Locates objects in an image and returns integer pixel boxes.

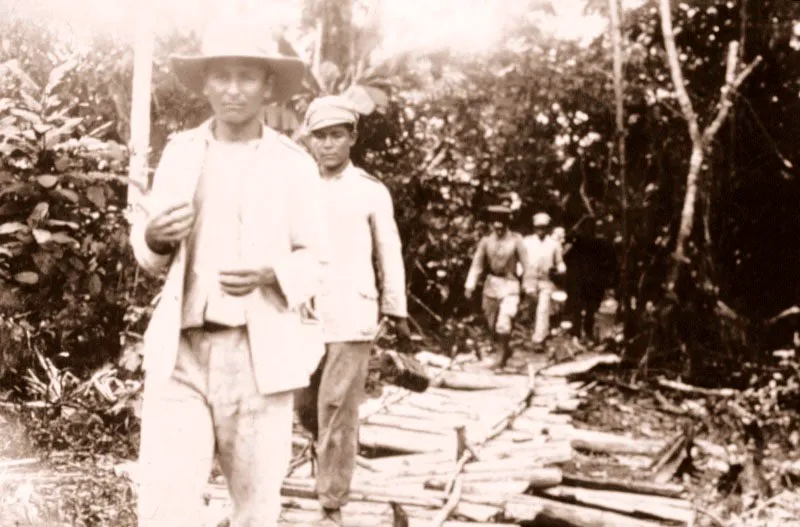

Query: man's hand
[464,288,474,300]
[144,202,195,254]
[218,266,276,297]
[388,316,414,354]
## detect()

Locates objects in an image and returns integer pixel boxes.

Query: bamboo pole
[127,0,155,214]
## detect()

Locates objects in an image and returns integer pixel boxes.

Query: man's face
[492,220,507,234]
[308,124,356,171]
[534,226,548,238]
[203,59,272,125]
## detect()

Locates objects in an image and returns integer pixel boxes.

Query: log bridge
[198,351,695,526]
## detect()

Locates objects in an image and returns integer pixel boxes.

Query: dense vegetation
[1,0,798,395]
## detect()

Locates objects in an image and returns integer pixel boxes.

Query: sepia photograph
[0,0,798,525]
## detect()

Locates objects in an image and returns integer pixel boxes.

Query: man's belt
[202,321,242,332]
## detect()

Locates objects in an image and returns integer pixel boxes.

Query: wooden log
[363,413,468,434]
[281,478,442,508]
[427,368,528,391]
[425,467,562,492]
[542,486,694,523]
[281,478,502,522]
[546,427,664,456]
[278,506,512,527]
[429,369,514,390]
[505,494,665,526]
[561,474,685,499]
[363,441,573,480]
[359,424,450,453]
[540,354,621,378]
[656,377,737,397]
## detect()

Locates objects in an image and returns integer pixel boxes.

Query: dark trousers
[566,285,603,340]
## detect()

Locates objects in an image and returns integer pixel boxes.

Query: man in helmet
[522,212,566,346]
[464,205,529,370]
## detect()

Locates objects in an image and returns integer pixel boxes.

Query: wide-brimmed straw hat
[170,17,307,102]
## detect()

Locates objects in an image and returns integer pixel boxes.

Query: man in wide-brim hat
[464,203,530,371]
[131,15,327,527]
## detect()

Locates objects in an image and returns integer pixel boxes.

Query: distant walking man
[564,220,618,343]
[465,205,529,370]
[522,212,566,346]
[295,95,412,527]
[130,17,326,527]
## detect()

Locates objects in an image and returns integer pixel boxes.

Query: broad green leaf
[36,175,59,188]
[28,202,49,225]
[32,251,57,274]
[44,59,78,95]
[10,108,43,126]
[49,232,79,247]
[33,123,53,135]
[363,85,390,113]
[343,85,376,115]
[0,222,28,235]
[19,90,42,113]
[88,273,102,296]
[0,59,41,92]
[46,219,80,230]
[0,182,29,199]
[32,228,52,245]
[52,187,79,203]
[86,186,107,209]
[14,271,39,285]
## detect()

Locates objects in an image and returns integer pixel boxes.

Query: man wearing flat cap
[465,204,529,370]
[294,95,411,526]
[130,15,326,527]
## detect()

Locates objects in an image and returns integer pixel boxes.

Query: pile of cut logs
[118,351,696,526]
[269,352,697,526]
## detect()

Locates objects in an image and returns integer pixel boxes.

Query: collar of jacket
[190,118,278,149]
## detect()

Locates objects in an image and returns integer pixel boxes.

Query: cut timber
[363,413,469,434]
[505,494,665,526]
[428,368,524,390]
[542,486,694,523]
[540,354,621,378]
[281,478,502,522]
[425,468,562,492]
[359,424,449,453]
[548,427,664,456]
[561,474,685,499]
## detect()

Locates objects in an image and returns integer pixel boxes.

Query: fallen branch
[656,377,737,397]
[431,477,464,527]
[561,473,685,499]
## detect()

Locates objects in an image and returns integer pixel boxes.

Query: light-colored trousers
[527,279,554,344]
[295,341,371,509]
[481,294,520,336]
[137,327,294,527]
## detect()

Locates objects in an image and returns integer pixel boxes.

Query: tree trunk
[666,144,704,292]
[609,0,631,336]
[127,0,154,209]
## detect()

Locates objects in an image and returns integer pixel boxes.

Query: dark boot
[494,333,512,370]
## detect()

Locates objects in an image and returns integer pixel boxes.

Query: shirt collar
[321,160,354,181]
[197,118,269,149]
